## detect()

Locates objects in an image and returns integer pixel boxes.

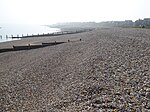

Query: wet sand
[0,28,150,111]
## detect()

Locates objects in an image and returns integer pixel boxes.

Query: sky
[0,0,150,25]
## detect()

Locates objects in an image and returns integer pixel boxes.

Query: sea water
[0,24,60,43]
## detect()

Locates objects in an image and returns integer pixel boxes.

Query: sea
[0,24,60,43]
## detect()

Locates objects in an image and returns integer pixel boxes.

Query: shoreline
[0,25,60,43]
[0,28,92,44]
[11,28,92,38]
[0,28,92,49]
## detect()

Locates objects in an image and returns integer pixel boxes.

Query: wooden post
[28,44,30,49]
[22,34,23,37]
[0,35,2,39]
[11,35,13,38]
[13,45,15,50]
[17,34,19,37]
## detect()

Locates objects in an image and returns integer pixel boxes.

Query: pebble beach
[0,28,150,111]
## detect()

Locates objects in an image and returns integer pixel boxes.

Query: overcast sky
[0,0,150,25]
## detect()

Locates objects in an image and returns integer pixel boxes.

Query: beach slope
[0,28,150,111]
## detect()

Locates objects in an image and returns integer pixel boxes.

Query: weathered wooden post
[22,34,23,37]
[6,35,8,39]
[0,35,2,39]
[17,34,19,37]
[13,45,15,50]
[11,35,13,38]
[28,44,30,49]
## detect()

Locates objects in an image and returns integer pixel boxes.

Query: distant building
[125,20,133,22]
[99,18,150,27]
[143,18,150,26]
[135,18,150,26]
[99,20,134,27]
[144,18,150,21]
[125,20,134,26]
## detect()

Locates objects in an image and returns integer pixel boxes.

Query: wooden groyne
[13,42,66,50]
[0,38,82,53]
[42,42,65,46]
[0,41,66,53]
[9,29,92,39]
[13,44,43,50]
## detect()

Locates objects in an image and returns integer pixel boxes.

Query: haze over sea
[0,24,60,43]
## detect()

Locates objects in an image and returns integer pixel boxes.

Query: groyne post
[0,35,2,39]
[13,45,15,50]
[6,35,8,39]
[28,44,30,49]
